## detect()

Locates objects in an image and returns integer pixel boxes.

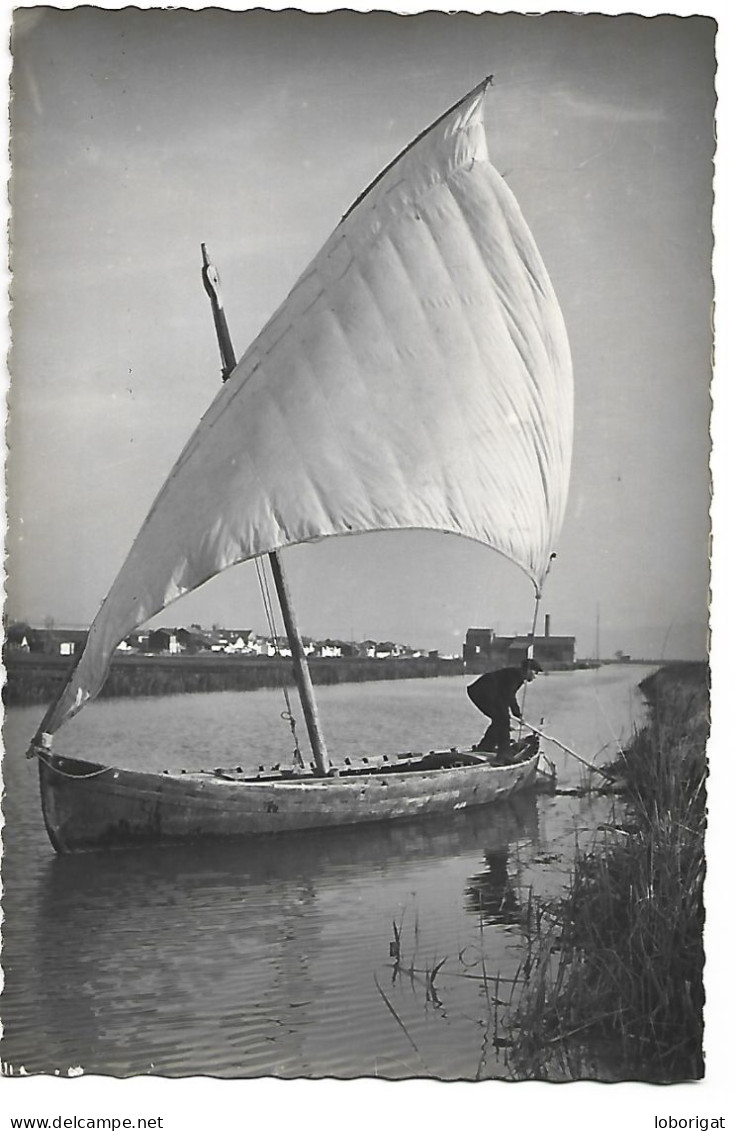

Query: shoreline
[2,652,651,708]
[506,659,708,1081]
[2,652,465,707]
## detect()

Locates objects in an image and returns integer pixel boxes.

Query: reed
[506,663,708,1082]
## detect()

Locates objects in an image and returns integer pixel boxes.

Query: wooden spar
[200,244,331,777]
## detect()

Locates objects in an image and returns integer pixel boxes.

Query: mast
[201,244,330,776]
[201,244,237,379]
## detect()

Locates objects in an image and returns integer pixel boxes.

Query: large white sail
[36,83,573,740]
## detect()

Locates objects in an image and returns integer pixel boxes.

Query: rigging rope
[517,554,556,736]
[28,749,114,779]
[255,557,305,768]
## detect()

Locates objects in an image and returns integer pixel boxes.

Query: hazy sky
[7,9,715,658]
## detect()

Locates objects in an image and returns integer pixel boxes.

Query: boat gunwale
[39,750,539,791]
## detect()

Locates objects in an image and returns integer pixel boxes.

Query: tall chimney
[544,614,551,638]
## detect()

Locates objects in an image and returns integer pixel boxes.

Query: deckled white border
[1,1,729,1128]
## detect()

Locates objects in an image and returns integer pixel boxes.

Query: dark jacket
[467,668,526,719]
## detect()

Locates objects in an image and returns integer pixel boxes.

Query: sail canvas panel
[36,84,573,740]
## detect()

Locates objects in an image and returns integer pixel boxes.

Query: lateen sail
[35,82,573,742]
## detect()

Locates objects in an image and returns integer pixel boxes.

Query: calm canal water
[1,665,655,1079]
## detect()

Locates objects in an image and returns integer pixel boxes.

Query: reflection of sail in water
[8,800,539,1076]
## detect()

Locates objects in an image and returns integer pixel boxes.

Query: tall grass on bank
[507,663,708,1082]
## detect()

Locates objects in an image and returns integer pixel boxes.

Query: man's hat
[522,658,542,673]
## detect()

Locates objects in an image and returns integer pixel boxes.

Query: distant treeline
[3,652,465,707]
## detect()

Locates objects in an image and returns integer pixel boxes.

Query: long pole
[520,722,614,781]
[201,244,330,776]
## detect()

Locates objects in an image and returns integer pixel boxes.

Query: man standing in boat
[467,659,542,755]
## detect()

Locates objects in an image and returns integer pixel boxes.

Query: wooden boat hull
[38,748,542,854]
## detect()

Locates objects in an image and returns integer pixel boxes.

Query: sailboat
[27,78,573,853]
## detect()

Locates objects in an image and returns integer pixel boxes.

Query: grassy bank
[506,661,708,1081]
[2,652,464,707]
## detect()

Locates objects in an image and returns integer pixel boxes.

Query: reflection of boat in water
[39,790,541,900]
[4,796,540,1076]
[466,850,526,927]
[28,76,572,853]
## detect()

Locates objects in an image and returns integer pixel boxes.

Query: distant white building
[210,629,256,654]
[314,640,344,658]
